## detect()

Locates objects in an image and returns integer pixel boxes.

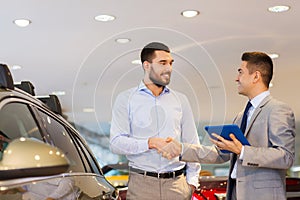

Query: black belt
[129,167,184,179]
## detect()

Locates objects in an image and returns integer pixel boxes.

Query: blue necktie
[240,101,252,133]
[228,101,252,199]
[230,101,252,172]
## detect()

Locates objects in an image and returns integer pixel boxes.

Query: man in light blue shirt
[110,42,200,199]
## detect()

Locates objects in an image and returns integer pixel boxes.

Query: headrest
[15,81,35,96]
[0,64,14,90]
[38,95,62,115]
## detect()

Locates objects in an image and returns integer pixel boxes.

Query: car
[192,176,228,200]
[193,175,300,200]
[102,163,129,188]
[0,63,120,200]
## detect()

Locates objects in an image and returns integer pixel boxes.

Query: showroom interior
[1,0,300,178]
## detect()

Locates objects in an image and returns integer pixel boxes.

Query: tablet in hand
[204,124,251,153]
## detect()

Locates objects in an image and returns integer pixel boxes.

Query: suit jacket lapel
[244,95,272,137]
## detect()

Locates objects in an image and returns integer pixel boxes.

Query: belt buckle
[157,173,160,178]
[173,171,175,178]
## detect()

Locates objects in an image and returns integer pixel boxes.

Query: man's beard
[149,71,171,88]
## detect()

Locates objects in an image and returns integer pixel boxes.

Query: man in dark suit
[161,52,296,200]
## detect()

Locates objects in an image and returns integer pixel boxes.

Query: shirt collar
[138,81,170,95]
[250,90,270,109]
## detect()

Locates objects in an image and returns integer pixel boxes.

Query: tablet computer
[204,124,251,153]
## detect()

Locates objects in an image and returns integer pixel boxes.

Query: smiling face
[236,61,255,98]
[144,50,174,87]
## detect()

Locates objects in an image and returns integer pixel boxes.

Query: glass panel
[70,132,102,174]
[0,103,43,160]
[0,103,42,140]
[36,110,85,172]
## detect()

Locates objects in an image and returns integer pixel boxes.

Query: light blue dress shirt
[110,81,201,186]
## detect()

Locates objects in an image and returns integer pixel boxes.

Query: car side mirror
[0,137,70,180]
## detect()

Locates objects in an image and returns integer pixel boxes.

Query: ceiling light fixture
[10,65,22,70]
[268,5,290,13]
[268,53,279,59]
[94,14,115,22]
[83,108,95,113]
[13,19,31,27]
[51,91,66,96]
[269,82,274,88]
[181,10,200,18]
[115,38,131,44]
[131,59,142,65]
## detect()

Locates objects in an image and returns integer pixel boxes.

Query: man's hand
[148,137,182,159]
[159,137,182,159]
[148,137,170,150]
[210,133,243,154]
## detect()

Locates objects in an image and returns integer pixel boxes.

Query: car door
[33,106,117,199]
[0,98,118,199]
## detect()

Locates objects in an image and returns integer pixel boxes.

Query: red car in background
[193,176,300,200]
[192,176,227,200]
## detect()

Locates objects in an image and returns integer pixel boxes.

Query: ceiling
[1,0,300,133]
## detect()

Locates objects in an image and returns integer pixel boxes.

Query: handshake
[148,137,182,160]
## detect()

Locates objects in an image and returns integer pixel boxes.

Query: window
[0,103,43,140]
[70,132,102,174]
[36,110,86,172]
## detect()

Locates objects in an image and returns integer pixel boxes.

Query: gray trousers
[126,172,192,200]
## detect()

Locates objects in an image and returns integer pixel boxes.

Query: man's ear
[253,71,261,83]
[143,61,150,70]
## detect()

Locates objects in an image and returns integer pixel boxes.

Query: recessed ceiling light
[181,10,200,18]
[115,38,131,44]
[51,91,66,96]
[268,5,290,13]
[83,108,95,113]
[13,19,31,27]
[10,65,22,70]
[269,82,274,88]
[94,14,115,22]
[131,59,142,65]
[268,53,279,59]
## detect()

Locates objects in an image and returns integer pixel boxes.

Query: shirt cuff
[140,139,150,152]
[186,174,200,188]
[239,145,245,160]
[179,143,184,160]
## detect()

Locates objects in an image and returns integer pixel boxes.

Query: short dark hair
[140,42,170,64]
[241,52,273,87]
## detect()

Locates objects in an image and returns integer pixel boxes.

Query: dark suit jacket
[181,96,295,200]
